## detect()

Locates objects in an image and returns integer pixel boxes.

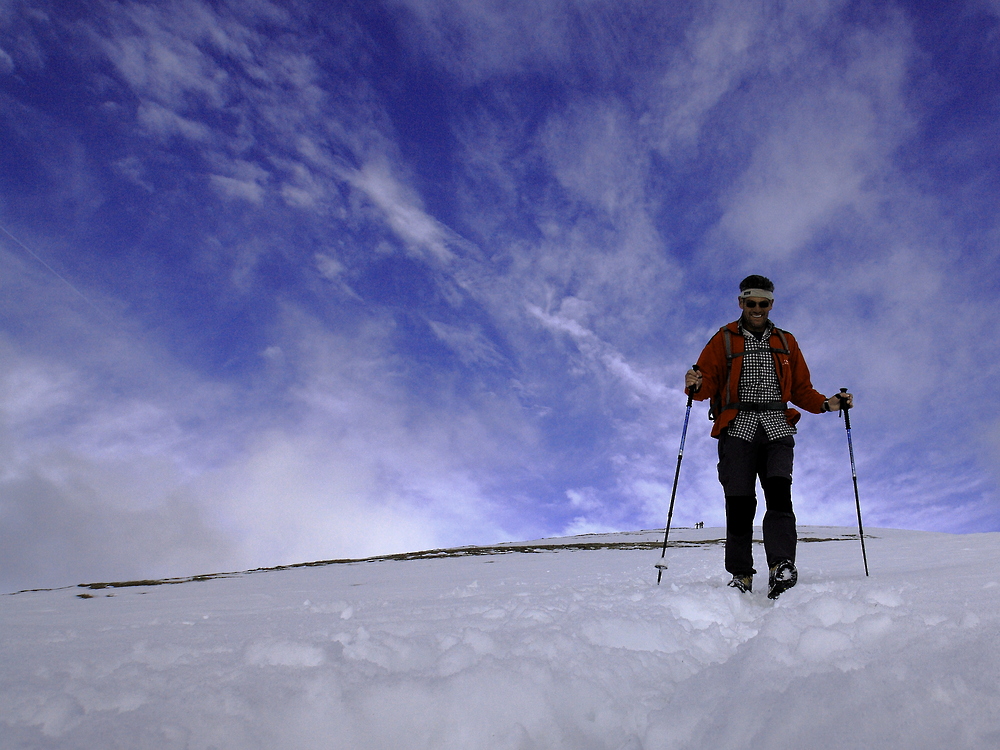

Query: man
[685,275,852,599]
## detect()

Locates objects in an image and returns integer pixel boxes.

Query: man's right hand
[685,368,702,392]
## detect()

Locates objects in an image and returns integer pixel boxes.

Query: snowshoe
[767,560,797,599]
[727,573,753,593]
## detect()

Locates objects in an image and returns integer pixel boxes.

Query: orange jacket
[692,321,828,438]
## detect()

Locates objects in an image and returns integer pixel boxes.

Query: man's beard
[742,312,768,330]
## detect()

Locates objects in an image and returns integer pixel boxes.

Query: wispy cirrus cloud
[348,160,460,264]
[716,19,913,260]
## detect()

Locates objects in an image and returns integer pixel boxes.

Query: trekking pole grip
[839,388,851,427]
[686,364,700,397]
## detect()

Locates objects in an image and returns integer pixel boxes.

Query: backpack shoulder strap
[772,327,791,355]
[717,326,738,421]
[722,326,742,360]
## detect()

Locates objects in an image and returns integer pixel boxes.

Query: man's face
[738,296,772,330]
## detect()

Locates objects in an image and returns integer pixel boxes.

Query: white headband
[739,288,774,301]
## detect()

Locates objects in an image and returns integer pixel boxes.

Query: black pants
[718,425,796,575]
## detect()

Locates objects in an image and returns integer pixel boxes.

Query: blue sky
[1,0,999,591]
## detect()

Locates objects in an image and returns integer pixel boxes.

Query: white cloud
[654,0,764,152]
[0,357,79,426]
[314,253,344,280]
[90,0,355,217]
[348,160,458,263]
[0,45,14,75]
[208,159,270,204]
[277,160,328,210]
[98,2,231,110]
[0,362,230,592]
[0,261,530,590]
[561,516,621,537]
[194,429,438,564]
[261,345,283,361]
[0,453,232,591]
[389,0,573,85]
[716,22,911,259]
[543,99,644,215]
[719,106,875,259]
[137,100,212,141]
[528,304,669,404]
[428,320,506,368]
[210,174,264,202]
[112,155,154,191]
[566,487,602,512]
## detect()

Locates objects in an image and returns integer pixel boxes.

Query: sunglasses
[743,299,771,309]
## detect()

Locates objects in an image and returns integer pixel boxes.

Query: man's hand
[826,391,854,411]
[685,368,703,393]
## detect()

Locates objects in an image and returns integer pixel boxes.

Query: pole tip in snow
[655,563,667,585]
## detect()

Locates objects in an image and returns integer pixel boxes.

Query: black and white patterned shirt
[727,320,796,441]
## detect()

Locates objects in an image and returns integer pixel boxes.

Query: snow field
[2,527,999,749]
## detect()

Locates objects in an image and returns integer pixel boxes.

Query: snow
[2,526,1000,749]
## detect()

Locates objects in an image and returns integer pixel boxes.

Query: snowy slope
[2,527,999,749]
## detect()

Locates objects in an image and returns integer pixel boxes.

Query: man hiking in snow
[685,275,853,598]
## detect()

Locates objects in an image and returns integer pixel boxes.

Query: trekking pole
[656,365,698,585]
[838,388,869,576]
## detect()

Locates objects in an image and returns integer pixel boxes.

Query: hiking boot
[727,573,753,593]
[767,560,797,599]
